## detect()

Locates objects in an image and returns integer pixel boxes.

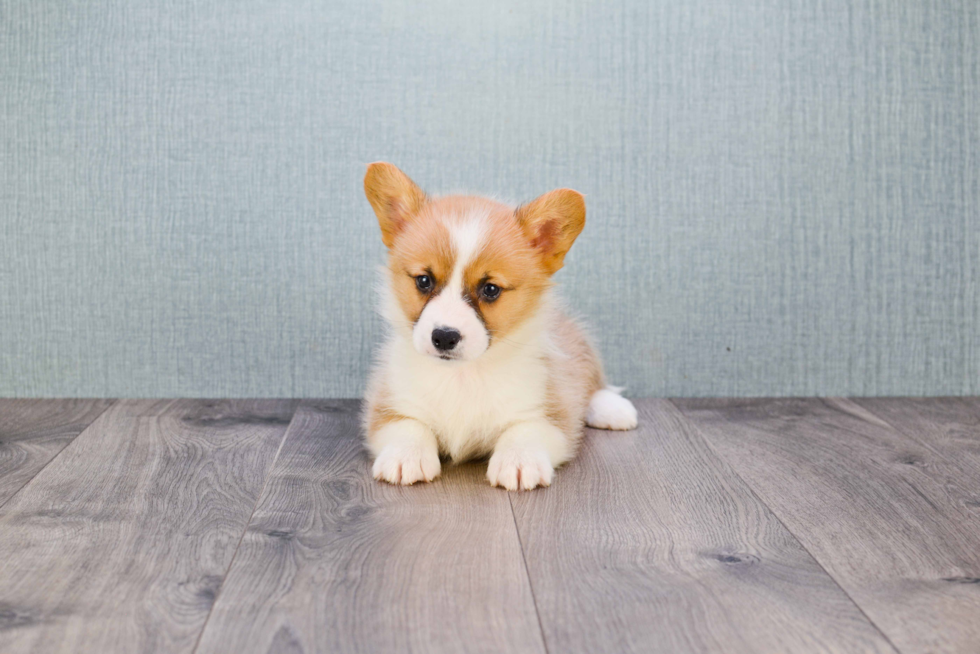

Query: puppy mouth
[438,353,459,361]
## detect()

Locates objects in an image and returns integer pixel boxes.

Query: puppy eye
[415,275,433,292]
[481,283,501,301]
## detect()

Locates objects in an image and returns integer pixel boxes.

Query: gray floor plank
[673,397,980,654]
[0,399,114,506]
[853,397,980,478]
[510,399,896,654]
[0,399,296,654]
[195,400,546,654]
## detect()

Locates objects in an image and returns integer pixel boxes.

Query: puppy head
[365,162,585,362]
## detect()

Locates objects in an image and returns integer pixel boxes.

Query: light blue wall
[1,0,977,398]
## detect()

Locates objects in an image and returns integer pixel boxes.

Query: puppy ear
[515,188,586,274]
[364,162,427,248]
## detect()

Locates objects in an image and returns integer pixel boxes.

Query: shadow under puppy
[362,162,637,490]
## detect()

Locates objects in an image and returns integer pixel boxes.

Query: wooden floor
[0,399,978,654]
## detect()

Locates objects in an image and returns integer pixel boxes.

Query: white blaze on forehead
[446,213,488,292]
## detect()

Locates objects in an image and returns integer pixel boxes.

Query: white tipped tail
[586,387,638,431]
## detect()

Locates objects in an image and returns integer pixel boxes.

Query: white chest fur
[381,317,551,460]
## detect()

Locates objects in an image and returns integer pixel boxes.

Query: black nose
[431,328,461,352]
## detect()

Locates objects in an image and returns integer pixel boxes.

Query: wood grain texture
[511,399,896,654]
[853,397,980,478]
[0,399,113,506]
[0,399,297,654]
[195,400,546,654]
[673,397,980,654]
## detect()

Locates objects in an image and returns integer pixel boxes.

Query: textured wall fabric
[1,0,977,398]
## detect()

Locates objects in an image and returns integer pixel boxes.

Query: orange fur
[544,312,606,437]
[515,188,586,274]
[364,162,428,248]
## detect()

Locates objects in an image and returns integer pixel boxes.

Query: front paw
[372,442,441,485]
[487,447,554,491]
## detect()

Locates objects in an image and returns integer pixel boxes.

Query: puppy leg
[586,387,638,430]
[487,419,571,491]
[370,419,441,485]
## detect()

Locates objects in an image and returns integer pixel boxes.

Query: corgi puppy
[362,162,637,490]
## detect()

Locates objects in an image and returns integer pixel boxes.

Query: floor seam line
[508,492,551,654]
[0,399,118,513]
[189,400,301,654]
[666,398,906,654]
